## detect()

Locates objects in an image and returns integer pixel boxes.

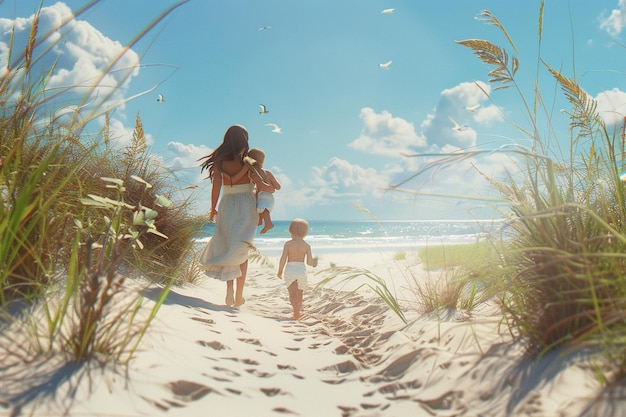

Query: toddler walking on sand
[277,219,317,319]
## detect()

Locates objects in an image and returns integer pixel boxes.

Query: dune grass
[406,241,505,316]
[320,3,626,382]
[417,241,499,274]
[379,2,626,380]
[454,6,626,366]
[0,2,200,362]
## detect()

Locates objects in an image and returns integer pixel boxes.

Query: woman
[198,125,269,307]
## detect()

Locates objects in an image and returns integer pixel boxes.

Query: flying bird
[379,60,392,70]
[448,116,468,131]
[258,25,272,31]
[259,104,269,114]
[265,123,282,134]
[465,104,480,112]
[157,94,165,102]
[381,8,395,14]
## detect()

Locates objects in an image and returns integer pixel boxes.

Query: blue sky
[2,1,626,220]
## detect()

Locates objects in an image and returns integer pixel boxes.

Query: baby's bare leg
[295,289,304,319]
[287,281,299,319]
[260,209,274,234]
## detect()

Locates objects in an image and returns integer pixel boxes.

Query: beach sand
[0,248,620,416]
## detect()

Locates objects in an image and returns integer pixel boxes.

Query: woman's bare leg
[225,280,235,306]
[234,261,248,307]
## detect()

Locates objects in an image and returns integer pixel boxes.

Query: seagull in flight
[265,123,282,134]
[381,8,395,14]
[259,104,269,114]
[465,104,480,112]
[379,60,392,70]
[157,94,165,102]
[258,25,272,31]
[448,116,468,131]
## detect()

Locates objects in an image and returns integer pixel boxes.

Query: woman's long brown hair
[199,125,249,180]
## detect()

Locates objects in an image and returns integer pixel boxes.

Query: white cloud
[420,81,502,150]
[311,157,388,197]
[166,141,212,171]
[0,2,141,141]
[348,107,426,157]
[600,0,626,36]
[325,80,511,218]
[595,88,626,125]
[275,157,389,217]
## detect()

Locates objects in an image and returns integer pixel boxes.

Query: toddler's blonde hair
[288,218,309,238]
[247,147,265,168]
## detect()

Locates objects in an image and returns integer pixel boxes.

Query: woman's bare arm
[209,172,223,221]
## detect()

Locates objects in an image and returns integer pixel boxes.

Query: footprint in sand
[364,380,422,397]
[272,407,298,415]
[334,345,349,354]
[222,357,259,366]
[191,316,215,324]
[338,405,358,414]
[238,337,262,346]
[168,380,213,401]
[210,375,232,383]
[277,364,297,370]
[246,369,275,378]
[212,366,240,377]
[322,377,346,384]
[319,360,359,375]
[260,387,284,397]
[416,390,464,413]
[257,349,278,357]
[360,403,381,410]
[197,340,228,350]
[378,350,421,379]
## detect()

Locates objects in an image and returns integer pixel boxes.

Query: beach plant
[392,250,406,261]
[88,113,205,284]
[408,242,503,316]
[388,2,626,372]
[315,266,407,324]
[0,1,200,363]
[456,7,626,361]
[67,175,173,360]
[417,241,499,275]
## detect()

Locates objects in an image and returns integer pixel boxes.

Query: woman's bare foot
[225,290,235,307]
[234,297,245,308]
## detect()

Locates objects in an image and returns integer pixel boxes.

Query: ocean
[196,219,506,256]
